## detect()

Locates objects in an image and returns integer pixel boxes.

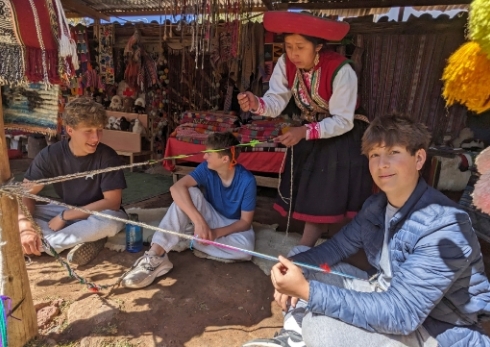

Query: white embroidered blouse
[252,55,358,140]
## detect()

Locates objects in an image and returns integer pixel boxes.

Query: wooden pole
[0,90,38,345]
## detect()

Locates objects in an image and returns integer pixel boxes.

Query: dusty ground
[9,157,490,346]
[10,158,295,347]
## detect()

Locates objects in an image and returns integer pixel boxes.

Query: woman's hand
[274,126,307,147]
[237,92,259,112]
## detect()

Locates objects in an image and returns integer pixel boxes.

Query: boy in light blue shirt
[123,132,257,289]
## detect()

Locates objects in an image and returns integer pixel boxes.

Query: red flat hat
[263,11,350,42]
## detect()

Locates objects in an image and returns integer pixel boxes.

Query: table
[163,137,286,188]
[116,150,152,172]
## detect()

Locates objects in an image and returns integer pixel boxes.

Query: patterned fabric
[358,31,467,142]
[180,111,239,125]
[10,0,59,84]
[98,24,114,86]
[0,0,26,85]
[3,83,60,135]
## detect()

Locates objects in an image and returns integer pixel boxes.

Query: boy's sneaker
[67,238,107,266]
[122,252,173,289]
[242,329,305,347]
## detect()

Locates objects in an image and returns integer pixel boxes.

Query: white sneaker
[122,252,173,289]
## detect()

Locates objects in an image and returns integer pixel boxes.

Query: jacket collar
[365,178,429,228]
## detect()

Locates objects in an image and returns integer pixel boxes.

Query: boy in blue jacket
[244,115,490,347]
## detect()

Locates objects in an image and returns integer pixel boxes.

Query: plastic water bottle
[126,213,143,253]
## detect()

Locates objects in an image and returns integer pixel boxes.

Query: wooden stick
[0,89,38,346]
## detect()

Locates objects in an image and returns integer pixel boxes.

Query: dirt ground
[10,158,296,347]
[9,158,490,346]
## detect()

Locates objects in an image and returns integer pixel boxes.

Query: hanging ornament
[469,0,490,58]
[442,41,490,114]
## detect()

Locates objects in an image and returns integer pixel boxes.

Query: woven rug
[9,0,59,85]
[0,0,25,85]
[105,207,301,275]
[14,171,174,206]
[3,83,60,135]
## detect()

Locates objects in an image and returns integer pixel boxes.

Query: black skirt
[273,119,373,223]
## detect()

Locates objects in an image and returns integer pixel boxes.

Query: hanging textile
[71,24,91,73]
[9,0,60,85]
[0,0,26,85]
[98,24,115,85]
[3,83,60,135]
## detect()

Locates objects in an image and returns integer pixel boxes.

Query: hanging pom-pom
[442,41,490,114]
[476,147,490,175]
[469,0,490,58]
[472,175,490,215]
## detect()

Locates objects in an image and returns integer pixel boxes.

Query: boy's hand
[48,215,66,232]
[271,256,309,304]
[20,230,42,256]
[194,222,214,241]
[274,289,300,312]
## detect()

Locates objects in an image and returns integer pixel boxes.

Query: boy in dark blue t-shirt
[123,132,257,289]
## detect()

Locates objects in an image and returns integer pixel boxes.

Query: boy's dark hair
[63,97,107,128]
[362,114,431,156]
[206,132,240,160]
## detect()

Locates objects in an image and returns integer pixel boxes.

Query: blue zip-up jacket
[292,179,490,346]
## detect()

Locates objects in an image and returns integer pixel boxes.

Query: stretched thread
[23,139,270,187]
[7,190,364,282]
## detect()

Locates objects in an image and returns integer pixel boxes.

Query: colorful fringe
[469,0,490,59]
[442,41,490,114]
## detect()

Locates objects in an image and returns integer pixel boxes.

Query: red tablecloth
[163,137,286,173]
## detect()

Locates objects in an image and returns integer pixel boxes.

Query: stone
[37,306,60,329]
[80,336,114,347]
[67,294,119,326]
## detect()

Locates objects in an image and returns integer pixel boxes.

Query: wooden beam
[0,91,38,346]
[60,0,110,21]
[286,0,470,10]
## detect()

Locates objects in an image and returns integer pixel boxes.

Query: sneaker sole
[122,265,173,289]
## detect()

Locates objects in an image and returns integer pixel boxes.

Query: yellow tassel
[469,0,490,58]
[442,41,490,114]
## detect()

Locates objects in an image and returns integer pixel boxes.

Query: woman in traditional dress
[238,12,372,247]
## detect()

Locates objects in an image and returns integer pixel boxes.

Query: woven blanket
[10,0,59,84]
[180,111,239,125]
[3,83,60,135]
[98,24,115,85]
[0,0,26,85]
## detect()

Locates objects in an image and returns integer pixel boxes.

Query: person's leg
[302,312,435,347]
[299,222,328,247]
[43,209,127,253]
[150,187,254,260]
[123,187,254,288]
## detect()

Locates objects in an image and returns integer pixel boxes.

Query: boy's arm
[212,210,254,239]
[62,189,122,221]
[18,180,45,255]
[170,175,213,240]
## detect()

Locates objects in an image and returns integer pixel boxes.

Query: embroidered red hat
[263,11,350,42]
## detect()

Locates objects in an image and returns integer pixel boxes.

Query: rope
[277,146,294,236]
[2,188,364,293]
[0,140,359,294]
[24,139,268,187]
